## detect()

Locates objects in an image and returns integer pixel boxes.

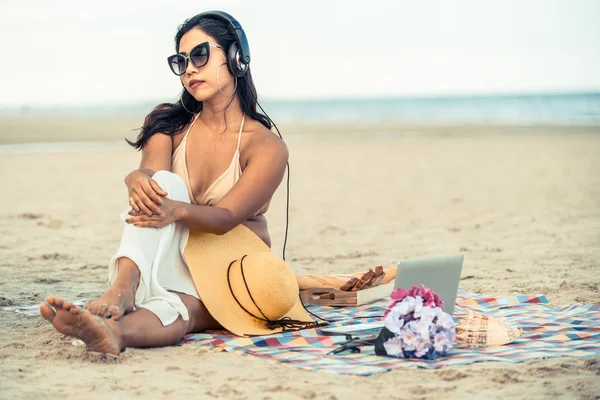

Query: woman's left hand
[125,197,185,228]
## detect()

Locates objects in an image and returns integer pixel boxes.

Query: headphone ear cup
[227,43,239,76]
[227,42,248,77]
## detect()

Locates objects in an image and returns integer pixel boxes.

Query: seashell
[455,310,523,347]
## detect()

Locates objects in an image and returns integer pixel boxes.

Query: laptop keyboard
[344,327,383,336]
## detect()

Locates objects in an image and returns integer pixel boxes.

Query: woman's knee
[152,171,190,203]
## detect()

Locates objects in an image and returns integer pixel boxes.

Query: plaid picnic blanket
[4,290,599,375]
[180,291,600,375]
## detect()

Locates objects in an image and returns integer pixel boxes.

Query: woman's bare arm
[135,133,173,176]
[125,133,173,214]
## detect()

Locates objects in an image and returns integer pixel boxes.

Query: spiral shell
[455,310,523,347]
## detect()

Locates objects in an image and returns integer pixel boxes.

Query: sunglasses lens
[169,55,186,75]
[190,45,209,68]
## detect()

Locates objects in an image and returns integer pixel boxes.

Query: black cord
[298,294,331,326]
[248,88,290,262]
[247,89,331,325]
[226,256,324,332]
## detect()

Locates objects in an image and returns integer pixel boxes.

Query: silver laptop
[393,254,463,315]
[320,254,464,336]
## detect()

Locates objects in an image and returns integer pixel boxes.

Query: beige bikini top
[171,112,269,217]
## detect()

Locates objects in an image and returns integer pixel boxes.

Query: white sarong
[108,170,199,326]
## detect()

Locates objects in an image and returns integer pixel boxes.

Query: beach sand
[0,117,599,399]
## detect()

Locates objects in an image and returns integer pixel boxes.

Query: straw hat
[183,224,323,336]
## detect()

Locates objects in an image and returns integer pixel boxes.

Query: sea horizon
[1,90,600,126]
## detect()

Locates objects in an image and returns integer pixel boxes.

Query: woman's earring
[216,63,237,97]
[181,97,194,114]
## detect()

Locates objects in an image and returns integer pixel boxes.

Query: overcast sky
[1,0,599,106]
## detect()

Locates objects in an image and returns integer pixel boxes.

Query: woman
[40,11,290,354]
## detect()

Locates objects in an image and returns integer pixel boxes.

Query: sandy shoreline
[2,114,599,144]
[1,120,599,399]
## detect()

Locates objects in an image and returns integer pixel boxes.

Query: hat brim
[183,224,315,337]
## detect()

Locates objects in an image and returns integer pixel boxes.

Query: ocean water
[4,92,600,125]
[260,92,600,125]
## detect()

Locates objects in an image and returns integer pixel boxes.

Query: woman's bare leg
[84,257,140,320]
[41,292,220,354]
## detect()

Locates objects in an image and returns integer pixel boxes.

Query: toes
[45,296,55,305]
[85,300,103,316]
[63,301,73,310]
[107,305,121,320]
[40,302,56,322]
[83,300,94,311]
[54,297,64,308]
[70,306,82,315]
[85,301,112,318]
[100,304,110,316]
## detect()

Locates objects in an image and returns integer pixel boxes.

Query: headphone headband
[193,10,251,67]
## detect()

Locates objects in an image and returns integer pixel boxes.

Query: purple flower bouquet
[374,285,456,360]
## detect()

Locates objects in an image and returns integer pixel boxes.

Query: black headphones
[193,10,251,78]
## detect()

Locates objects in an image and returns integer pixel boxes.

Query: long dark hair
[127,14,272,150]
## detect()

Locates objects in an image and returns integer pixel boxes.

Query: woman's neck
[199,95,244,134]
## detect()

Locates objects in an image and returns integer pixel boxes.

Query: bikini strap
[236,114,245,152]
[183,112,201,141]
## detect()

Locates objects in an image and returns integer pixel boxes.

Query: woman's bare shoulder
[243,120,285,147]
[242,120,288,162]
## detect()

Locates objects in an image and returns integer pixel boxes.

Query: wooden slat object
[295,267,397,291]
[300,282,395,306]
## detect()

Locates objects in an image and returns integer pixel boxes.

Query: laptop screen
[394,254,464,315]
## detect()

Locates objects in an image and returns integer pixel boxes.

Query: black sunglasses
[167,41,223,76]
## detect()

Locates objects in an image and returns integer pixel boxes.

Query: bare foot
[84,286,135,320]
[40,296,124,355]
